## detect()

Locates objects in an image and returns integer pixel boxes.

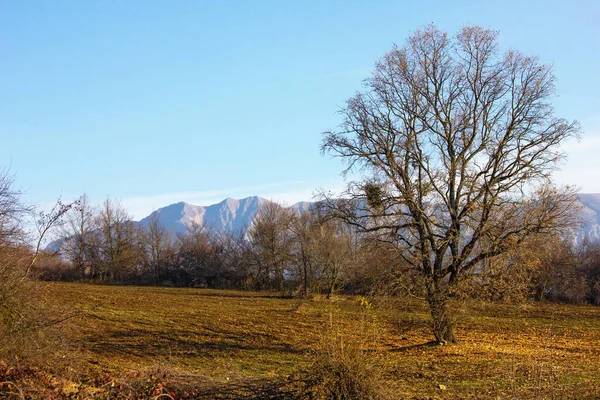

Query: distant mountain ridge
[138,196,296,235]
[45,196,305,251]
[47,194,600,252]
[137,194,600,243]
[576,193,600,243]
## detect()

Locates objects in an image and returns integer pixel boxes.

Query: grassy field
[3,282,600,398]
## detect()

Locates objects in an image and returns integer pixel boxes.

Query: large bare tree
[321,25,580,343]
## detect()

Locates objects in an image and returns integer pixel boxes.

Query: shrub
[295,306,389,400]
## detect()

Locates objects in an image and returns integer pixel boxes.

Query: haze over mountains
[137,194,600,243]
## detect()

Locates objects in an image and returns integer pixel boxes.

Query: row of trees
[37,193,600,307]
[44,196,356,297]
[473,234,600,305]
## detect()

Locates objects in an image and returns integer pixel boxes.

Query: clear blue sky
[1,0,599,219]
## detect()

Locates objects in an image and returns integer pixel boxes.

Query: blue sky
[1,0,599,219]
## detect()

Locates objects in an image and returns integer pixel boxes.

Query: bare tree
[313,217,352,299]
[0,170,28,247]
[174,221,219,287]
[321,25,580,343]
[95,198,143,282]
[141,212,173,284]
[462,233,577,303]
[576,240,600,305]
[289,209,319,297]
[0,170,30,312]
[0,169,74,288]
[248,202,294,291]
[25,200,74,282]
[0,169,73,360]
[209,228,251,288]
[59,193,97,278]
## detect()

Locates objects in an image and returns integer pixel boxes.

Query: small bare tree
[321,25,580,343]
[95,198,143,282]
[289,209,319,297]
[59,193,97,278]
[313,217,352,298]
[141,212,173,284]
[0,170,29,247]
[174,221,219,286]
[0,170,30,316]
[248,202,294,291]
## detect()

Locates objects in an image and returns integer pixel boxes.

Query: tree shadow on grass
[389,340,448,352]
[167,377,300,400]
[137,287,285,300]
[81,326,306,360]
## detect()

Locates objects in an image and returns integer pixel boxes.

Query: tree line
[38,195,355,297]
[30,193,600,306]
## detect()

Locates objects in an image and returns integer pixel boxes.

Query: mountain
[138,193,600,235]
[45,196,311,251]
[138,194,600,243]
[576,193,600,243]
[47,194,600,251]
[138,196,305,235]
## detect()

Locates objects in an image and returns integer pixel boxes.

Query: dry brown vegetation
[1,282,598,399]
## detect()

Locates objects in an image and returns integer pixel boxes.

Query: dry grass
[2,282,599,398]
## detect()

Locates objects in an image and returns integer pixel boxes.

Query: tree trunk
[325,262,338,299]
[326,280,335,299]
[426,281,457,344]
[303,260,309,298]
[276,268,284,292]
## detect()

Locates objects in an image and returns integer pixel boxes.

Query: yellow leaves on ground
[41,283,600,399]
